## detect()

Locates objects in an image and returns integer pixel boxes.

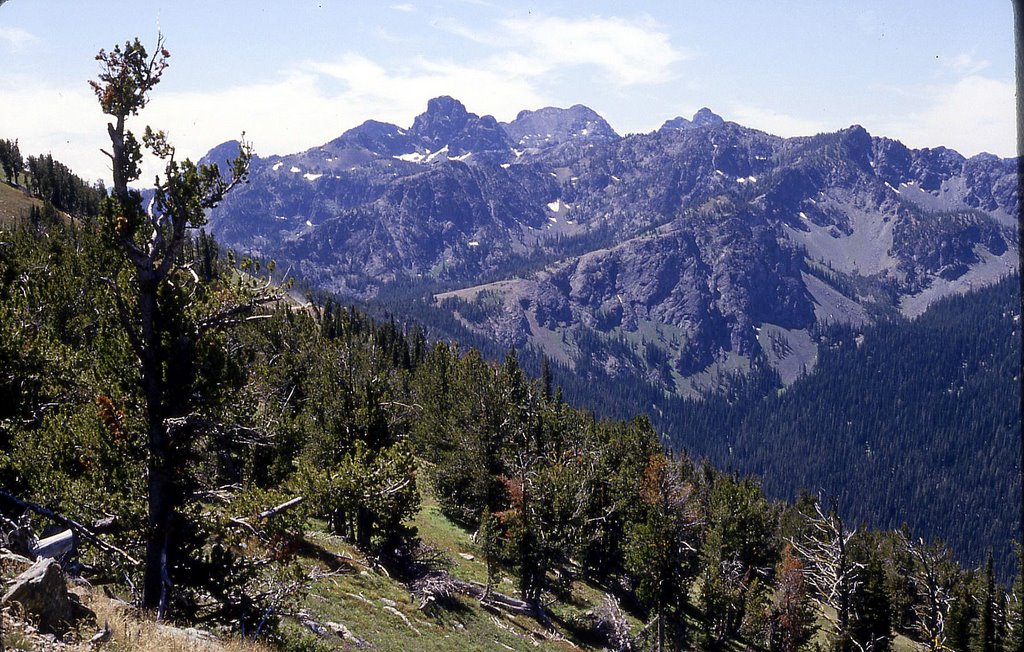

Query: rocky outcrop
[2,557,89,635]
[661,107,726,131]
[409,96,513,157]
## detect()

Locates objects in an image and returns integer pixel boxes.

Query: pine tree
[1006,546,1023,652]
[947,572,979,652]
[771,543,818,652]
[624,452,698,651]
[540,353,553,401]
[89,35,267,615]
[849,535,893,652]
[699,475,778,646]
[970,553,999,652]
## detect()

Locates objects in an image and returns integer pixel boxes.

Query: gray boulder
[2,558,75,634]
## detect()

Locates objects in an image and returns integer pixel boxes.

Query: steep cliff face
[207,99,1017,394]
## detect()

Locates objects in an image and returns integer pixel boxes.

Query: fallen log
[449,577,535,616]
[257,496,304,520]
[0,489,139,565]
[32,530,75,560]
[228,496,304,535]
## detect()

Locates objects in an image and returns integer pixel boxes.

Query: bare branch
[0,488,140,565]
[790,498,861,649]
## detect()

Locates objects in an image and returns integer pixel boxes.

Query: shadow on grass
[546,608,606,648]
[294,537,359,572]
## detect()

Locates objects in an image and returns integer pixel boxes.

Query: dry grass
[0,182,39,226]
[80,589,274,652]
[0,583,273,652]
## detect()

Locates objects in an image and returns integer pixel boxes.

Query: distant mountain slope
[207,98,1017,398]
[670,274,1021,580]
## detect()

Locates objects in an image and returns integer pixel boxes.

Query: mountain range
[206,96,1018,397]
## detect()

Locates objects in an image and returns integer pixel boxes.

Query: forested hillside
[422,272,1022,584]
[667,275,1022,580]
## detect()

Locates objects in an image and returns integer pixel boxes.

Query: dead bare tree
[898,533,954,652]
[790,498,863,652]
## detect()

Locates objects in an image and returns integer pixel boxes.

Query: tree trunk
[138,275,173,615]
[143,450,173,615]
[356,507,372,550]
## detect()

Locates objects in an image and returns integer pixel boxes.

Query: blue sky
[0,1,1015,183]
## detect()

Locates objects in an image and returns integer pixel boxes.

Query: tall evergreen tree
[1006,547,1024,652]
[89,35,266,615]
[849,534,893,652]
[625,452,698,651]
[970,553,1000,652]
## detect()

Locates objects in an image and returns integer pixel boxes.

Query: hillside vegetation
[667,274,1021,581]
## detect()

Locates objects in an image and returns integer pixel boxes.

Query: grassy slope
[0,182,40,225]
[0,444,932,652]
[282,486,616,651]
[286,484,927,652]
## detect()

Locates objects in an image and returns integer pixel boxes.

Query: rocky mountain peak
[692,107,725,127]
[331,120,415,157]
[504,104,619,147]
[660,116,692,130]
[661,107,725,131]
[406,96,511,156]
[199,139,245,168]
[198,140,251,182]
[410,96,472,147]
[835,125,874,172]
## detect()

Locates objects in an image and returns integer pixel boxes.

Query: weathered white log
[257,496,303,520]
[449,578,535,615]
[32,530,75,560]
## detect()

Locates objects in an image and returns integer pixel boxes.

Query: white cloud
[0,26,36,51]
[307,52,545,122]
[0,74,109,182]
[390,3,415,12]
[11,55,1013,194]
[877,75,1015,157]
[728,105,830,139]
[945,53,990,76]
[438,14,687,86]
[724,73,1015,159]
[11,48,552,185]
[0,70,359,185]
[4,12,688,185]
[499,15,686,85]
